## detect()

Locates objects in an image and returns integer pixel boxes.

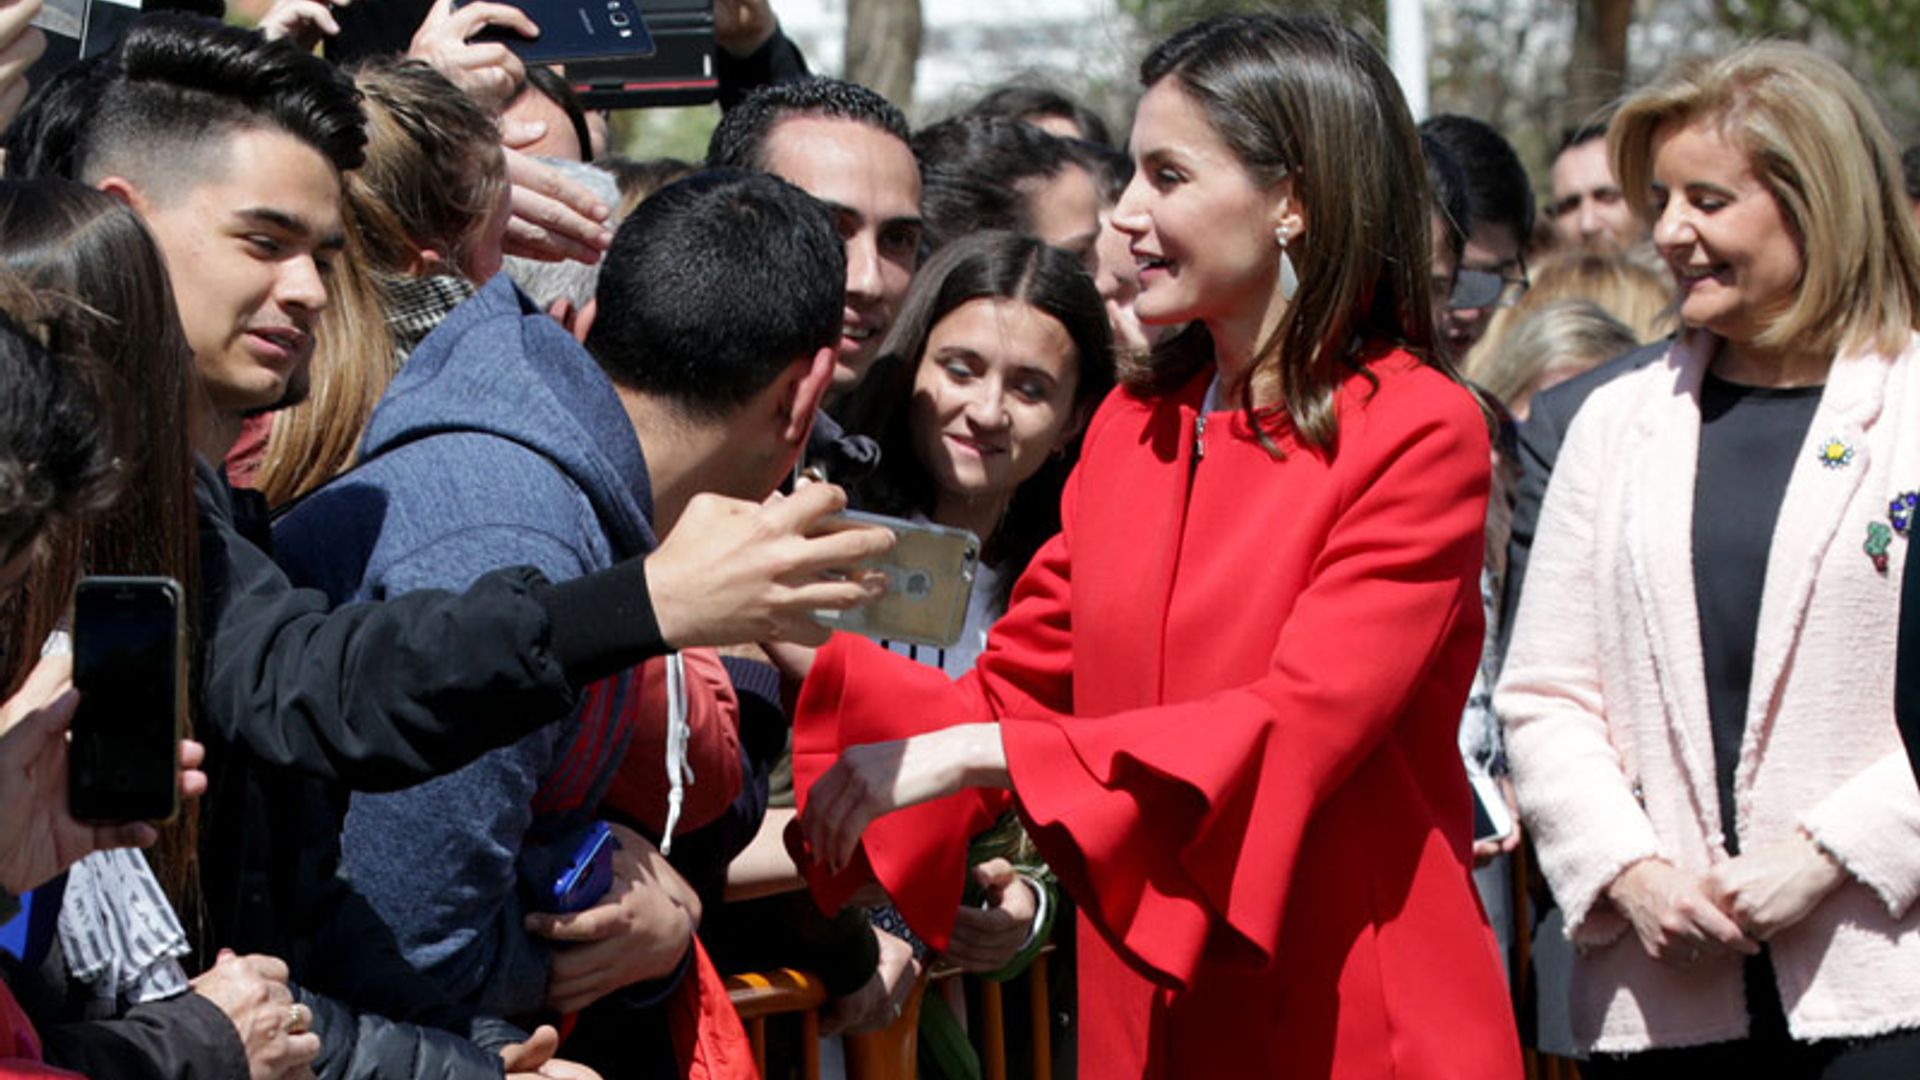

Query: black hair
[2,53,117,180]
[1904,144,1920,203]
[1557,120,1609,158]
[968,82,1113,147]
[1064,137,1131,205]
[844,231,1114,603]
[706,77,911,171]
[913,114,1078,253]
[587,168,844,418]
[71,13,365,191]
[1421,133,1471,266]
[1419,114,1534,240]
[0,297,115,560]
[519,66,594,164]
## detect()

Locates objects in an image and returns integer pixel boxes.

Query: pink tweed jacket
[1496,329,1920,1053]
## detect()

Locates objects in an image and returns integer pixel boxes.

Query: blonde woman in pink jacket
[1496,43,1920,1077]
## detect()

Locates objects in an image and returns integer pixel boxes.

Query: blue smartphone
[463,0,657,65]
[549,821,618,913]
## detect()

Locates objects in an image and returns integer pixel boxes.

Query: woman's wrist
[958,722,1010,790]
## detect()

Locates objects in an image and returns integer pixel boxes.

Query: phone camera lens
[609,10,628,23]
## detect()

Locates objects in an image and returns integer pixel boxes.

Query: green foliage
[606,103,723,162]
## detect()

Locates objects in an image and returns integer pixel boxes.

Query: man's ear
[411,249,448,276]
[780,345,838,445]
[561,297,598,345]
[95,176,150,215]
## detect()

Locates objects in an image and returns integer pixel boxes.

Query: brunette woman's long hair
[0,178,204,922]
[1127,14,1447,453]
[843,231,1114,603]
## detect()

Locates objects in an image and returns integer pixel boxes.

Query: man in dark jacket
[275,168,845,1073]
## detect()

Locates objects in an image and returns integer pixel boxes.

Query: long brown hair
[0,178,203,916]
[1126,14,1444,453]
[254,57,506,507]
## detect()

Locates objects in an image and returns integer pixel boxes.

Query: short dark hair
[1556,120,1609,158]
[72,14,365,195]
[0,287,115,559]
[1422,133,1471,265]
[706,77,910,172]
[968,82,1113,147]
[1419,114,1534,240]
[1904,144,1920,203]
[913,114,1077,253]
[586,169,844,419]
[519,66,593,164]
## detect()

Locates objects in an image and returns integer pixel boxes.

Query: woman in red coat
[793,13,1521,1078]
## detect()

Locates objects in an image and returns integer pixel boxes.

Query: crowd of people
[0,0,1917,1077]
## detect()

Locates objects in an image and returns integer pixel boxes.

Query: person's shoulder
[1532,336,1672,429]
[1345,346,1488,440]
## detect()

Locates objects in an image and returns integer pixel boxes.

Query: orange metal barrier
[725,946,1056,1080]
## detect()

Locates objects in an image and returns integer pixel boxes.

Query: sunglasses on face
[1449,261,1529,312]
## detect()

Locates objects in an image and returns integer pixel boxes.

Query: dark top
[1901,488,1920,787]
[1502,340,1669,662]
[1692,373,1822,854]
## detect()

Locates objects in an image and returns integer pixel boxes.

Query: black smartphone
[567,0,716,110]
[68,576,186,825]
[463,0,656,65]
[25,0,139,91]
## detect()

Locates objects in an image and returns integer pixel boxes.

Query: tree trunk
[1564,0,1632,131]
[844,0,922,110]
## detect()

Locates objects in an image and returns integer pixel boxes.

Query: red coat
[795,349,1521,1078]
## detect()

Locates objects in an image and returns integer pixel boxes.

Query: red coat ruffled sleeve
[797,358,1490,992]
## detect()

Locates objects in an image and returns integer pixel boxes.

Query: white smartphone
[1468,764,1514,845]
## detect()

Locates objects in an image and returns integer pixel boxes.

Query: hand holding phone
[408,0,533,111]
[68,577,186,825]
[811,512,980,648]
[548,820,617,913]
[459,0,654,65]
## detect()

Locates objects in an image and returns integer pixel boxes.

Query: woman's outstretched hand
[802,722,1009,874]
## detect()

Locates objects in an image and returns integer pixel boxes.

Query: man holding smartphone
[273,169,847,1057]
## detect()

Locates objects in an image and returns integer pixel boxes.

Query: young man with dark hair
[272,169,845,1036]
[1545,121,1642,254]
[707,77,922,405]
[1420,114,1535,355]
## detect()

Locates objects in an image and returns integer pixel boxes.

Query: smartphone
[462,0,656,65]
[68,576,186,825]
[548,821,618,913]
[1468,765,1514,845]
[565,0,716,110]
[813,512,980,649]
[25,0,138,90]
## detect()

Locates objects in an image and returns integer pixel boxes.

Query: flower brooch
[1867,491,1920,573]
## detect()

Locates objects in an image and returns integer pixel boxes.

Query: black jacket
[180,463,672,1078]
[1498,341,1667,662]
